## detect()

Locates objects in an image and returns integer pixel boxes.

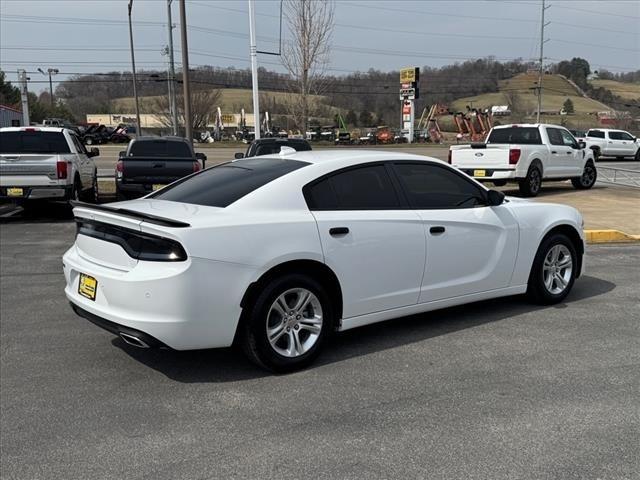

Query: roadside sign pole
[248,0,261,140]
[127,0,143,137]
[167,0,179,136]
[17,69,30,126]
[179,0,193,144]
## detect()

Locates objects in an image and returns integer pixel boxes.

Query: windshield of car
[487,127,542,145]
[150,158,309,207]
[0,131,71,154]
[129,140,192,157]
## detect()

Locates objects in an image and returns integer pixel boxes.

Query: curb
[584,230,640,244]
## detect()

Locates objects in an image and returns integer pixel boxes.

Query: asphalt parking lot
[1,218,639,479]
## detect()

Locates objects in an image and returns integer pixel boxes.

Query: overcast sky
[1,0,638,93]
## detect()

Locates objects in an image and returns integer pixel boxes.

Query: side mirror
[195,152,207,168]
[118,151,126,159]
[234,152,244,159]
[487,189,505,206]
[88,147,100,158]
[578,140,586,149]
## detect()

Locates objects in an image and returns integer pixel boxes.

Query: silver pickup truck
[0,127,99,205]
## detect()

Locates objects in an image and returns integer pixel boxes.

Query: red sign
[402,104,411,115]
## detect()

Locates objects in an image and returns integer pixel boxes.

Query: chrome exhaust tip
[119,332,150,349]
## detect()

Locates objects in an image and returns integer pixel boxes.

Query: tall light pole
[248,0,260,139]
[167,0,178,135]
[536,0,550,123]
[128,0,143,137]
[17,69,30,126]
[37,67,58,107]
[179,0,192,143]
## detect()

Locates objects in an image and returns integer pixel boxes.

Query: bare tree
[282,0,334,133]
[152,89,221,134]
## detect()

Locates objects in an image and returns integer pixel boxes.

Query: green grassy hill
[590,79,640,101]
[451,73,611,114]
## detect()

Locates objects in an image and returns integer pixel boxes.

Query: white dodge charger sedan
[63,151,585,372]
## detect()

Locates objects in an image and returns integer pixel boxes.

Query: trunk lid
[450,144,513,169]
[121,157,195,185]
[0,154,59,177]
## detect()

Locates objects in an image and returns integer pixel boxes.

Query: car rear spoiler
[70,201,191,228]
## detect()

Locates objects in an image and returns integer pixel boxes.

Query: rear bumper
[0,185,72,201]
[458,168,517,181]
[63,244,256,350]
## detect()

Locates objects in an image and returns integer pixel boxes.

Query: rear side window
[151,158,308,207]
[393,162,486,209]
[129,140,192,157]
[0,131,71,154]
[587,130,605,139]
[305,164,400,210]
[487,127,542,145]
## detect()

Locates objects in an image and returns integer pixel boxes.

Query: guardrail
[596,166,640,189]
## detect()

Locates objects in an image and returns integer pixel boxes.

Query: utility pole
[248,0,261,140]
[38,67,58,107]
[178,0,193,143]
[128,0,143,137]
[17,69,30,126]
[536,0,550,123]
[167,0,178,135]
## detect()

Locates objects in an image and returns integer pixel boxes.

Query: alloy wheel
[542,244,573,295]
[529,169,541,194]
[266,288,323,358]
[581,164,596,187]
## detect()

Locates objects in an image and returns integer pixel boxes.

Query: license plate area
[152,184,165,191]
[7,187,24,197]
[78,273,98,301]
[473,169,486,177]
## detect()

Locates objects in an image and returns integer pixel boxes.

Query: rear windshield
[0,131,71,154]
[249,141,312,157]
[151,158,308,207]
[129,139,192,158]
[487,127,542,145]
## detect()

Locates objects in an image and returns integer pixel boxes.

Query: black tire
[68,177,81,202]
[115,187,128,202]
[592,148,600,161]
[82,171,99,203]
[635,149,639,161]
[518,165,542,197]
[571,161,597,190]
[85,137,93,146]
[526,233,577,305]
[493,180,507,187]
[240,273,333,373]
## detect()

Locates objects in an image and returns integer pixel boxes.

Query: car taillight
[447,150,452,164]
[192,161,202,172]
[509,148,521,165]
[56,160,68,179]
[116,160,124,178]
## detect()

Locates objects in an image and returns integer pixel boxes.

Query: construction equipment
[416,104,447,143]
[334,113,352,145]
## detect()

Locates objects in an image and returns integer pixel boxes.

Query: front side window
[151,158,308,207]
[619,132,635,141]
[393,162,486,209]
[559,129,578,148]
[546,128,564,146]
[305,164,400,210]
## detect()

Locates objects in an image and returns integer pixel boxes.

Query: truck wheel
[518,166,542,197]
[493,180,507,187]
[83,172,99,203]
[571,162,597,190]
[591,148,600,161]
[69,177,81,202]
[85,137,93,145]
[636,149,640,161]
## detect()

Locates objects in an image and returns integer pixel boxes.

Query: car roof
[251,149,435,165]
[0,126,66,133]
[253,138,309,144]
[133,136,189,142]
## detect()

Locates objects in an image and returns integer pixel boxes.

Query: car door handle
[429,226,445,235]
[329,227,349,236]
[551,150,557,154]
[566,151,572,154]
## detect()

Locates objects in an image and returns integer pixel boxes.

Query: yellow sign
[400,67,418,83]
[7,188,24,197]
[221,114,235,124]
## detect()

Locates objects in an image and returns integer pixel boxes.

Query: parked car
[584,128,640,160]
[449,123,597,197]
[0,127,99,205]
[64,151,585,372]
[234,138,312,159]
[115,136,206,200]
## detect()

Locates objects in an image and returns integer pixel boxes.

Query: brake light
[192,161,202,172]
[509,148,521,165]
[447,150,452,164]
[115,160,124,179]
[24,128,38,132]
[56,160,68,179]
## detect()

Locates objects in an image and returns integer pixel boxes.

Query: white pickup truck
[584,128,640,161]
[0,127,99,205]
[449,123,597,197]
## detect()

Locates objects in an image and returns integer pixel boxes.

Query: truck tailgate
[450,145,512,168]
[122,157,195,185]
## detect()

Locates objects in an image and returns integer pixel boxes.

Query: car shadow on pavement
[0,202,74,224]
[113,274,615,383]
